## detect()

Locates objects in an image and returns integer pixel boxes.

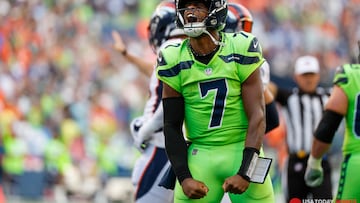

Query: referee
[269,55,333,202]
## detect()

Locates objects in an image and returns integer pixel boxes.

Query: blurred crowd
[0,0,359,202]
[0,0,162,201]
[240,0,360,85]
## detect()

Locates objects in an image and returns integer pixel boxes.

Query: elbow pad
[314,110,343,144]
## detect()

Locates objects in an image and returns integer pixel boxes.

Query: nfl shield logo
[204,68,212,75]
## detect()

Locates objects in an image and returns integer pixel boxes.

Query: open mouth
[186,13,198,23]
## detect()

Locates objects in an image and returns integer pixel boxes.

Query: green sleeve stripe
[158,60,194,77]
[219,54,260,65]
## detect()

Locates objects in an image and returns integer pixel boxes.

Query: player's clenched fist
[222,174,250,194]
[181,178,209,199]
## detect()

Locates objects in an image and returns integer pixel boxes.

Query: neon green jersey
[157,32,264,145]
[333,64,360,154]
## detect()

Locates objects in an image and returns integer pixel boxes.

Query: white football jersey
[135,38,184,148]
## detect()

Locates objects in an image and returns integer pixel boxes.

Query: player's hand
[304,155,324,187]
[134,139,148,153]
[181,178,208,199]
[112,30,126,53]
[129,117,148,153]
[133,134,151,153]
[222,174,250,194]
[305,166,323,187]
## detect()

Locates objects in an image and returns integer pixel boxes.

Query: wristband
[121,49,127,56]
[238,147,260,181]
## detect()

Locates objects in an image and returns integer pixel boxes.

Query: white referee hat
[294,55,320,75]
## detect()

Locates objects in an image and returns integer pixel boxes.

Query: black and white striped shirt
[276,87,330,154]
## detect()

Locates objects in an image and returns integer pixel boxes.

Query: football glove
[304,155,323,187]
[129,117,149,152]
[133,136,149,153]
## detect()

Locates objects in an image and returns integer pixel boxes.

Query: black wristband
[238,147,260,181]
[121,49,127,56]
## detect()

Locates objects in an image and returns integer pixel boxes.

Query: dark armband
[238,147,260,181]
[265,101,279,133]
[314,110,343,144]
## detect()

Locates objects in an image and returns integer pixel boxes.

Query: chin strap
[183,20,224,46]
[203,29,225,46]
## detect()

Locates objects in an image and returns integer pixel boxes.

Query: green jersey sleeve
[156,40,189,93]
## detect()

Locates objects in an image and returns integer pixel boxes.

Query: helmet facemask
[176,0,227,37]
[178,7,208,37]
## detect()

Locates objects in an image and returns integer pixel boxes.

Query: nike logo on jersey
[157,52,167,66]
[248,37,261,53]
[253,41,259,49]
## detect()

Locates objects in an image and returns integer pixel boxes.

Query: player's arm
[242,68,266,150]
[162,83,209,198]
[238,68,265,182]
[223,67,265,193]
[259,61,279,132]
[112,30,153,77]
[162,83,192,183]
[311,85,347,158]
[134,102,164,150]
[139,103,164,136]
